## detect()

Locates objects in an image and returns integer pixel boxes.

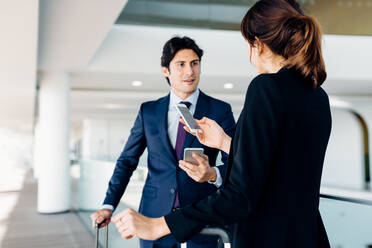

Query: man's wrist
[101,204,114,211]
[208,167,217,182]
[208,167,222,187]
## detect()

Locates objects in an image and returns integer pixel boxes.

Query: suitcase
[94,221,231,248]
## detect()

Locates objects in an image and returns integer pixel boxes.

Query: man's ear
[161,67,170,77]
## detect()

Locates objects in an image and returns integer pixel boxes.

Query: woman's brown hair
[241,0,326,88]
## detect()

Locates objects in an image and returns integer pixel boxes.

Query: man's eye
[178,63,184,67]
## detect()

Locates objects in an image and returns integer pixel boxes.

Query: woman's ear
[255,37,265,56]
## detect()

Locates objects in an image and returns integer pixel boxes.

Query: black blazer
[165,68,332,248]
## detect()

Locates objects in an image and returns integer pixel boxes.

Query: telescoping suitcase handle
[181,227,231,248]
[94,221,109,248]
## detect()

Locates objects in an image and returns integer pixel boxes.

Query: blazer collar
[169,88,200,111]
[157,94,178,163]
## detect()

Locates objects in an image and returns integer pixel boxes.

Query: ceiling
[67,24,372,127]
[116,0,372,35]
[2,0,372,133]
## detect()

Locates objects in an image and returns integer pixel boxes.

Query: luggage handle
[94,221,109,248]
[181,227,231,248]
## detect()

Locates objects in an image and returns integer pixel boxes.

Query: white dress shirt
[167,89,199,149]
[101,89,222,211]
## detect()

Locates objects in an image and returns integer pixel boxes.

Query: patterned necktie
[173,101,191,208]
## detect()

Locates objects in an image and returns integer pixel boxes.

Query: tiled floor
[0,169,95,248]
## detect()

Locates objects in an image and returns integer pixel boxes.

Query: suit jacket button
[170,188,175,194]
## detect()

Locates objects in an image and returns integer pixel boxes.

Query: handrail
[320,186,372,205]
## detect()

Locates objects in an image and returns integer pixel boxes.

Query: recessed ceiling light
[102,104,122,109]
[131,80,143,87]
[224,83,234,89]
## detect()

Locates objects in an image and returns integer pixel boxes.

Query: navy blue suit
[103,90,235,247]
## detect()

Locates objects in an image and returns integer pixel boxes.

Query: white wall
[0,0,38,131]
[321,96,372,191]
[0,128,33,191]
[81,119,136,161]
[0,128,33,169]
[322,108,364,189]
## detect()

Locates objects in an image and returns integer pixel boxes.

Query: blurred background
[1,0,372,247]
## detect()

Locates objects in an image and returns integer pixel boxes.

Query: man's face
[162,49,201,97]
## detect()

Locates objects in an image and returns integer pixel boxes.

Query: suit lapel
[157,94,178,163]
[181,91,209,159]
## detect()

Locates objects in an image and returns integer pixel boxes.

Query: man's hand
[112,208,170,240]
[179,153,217,183]
[90,209,113,228]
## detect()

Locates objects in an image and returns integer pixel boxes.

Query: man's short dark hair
[161,36,204,85]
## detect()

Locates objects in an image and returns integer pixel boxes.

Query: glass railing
[73,159,372,248]
[73,158,145,247]
[320,188,372,247]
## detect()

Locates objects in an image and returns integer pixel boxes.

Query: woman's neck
[261,54,285,74]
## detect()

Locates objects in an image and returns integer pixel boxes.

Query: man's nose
[184,64,194,76]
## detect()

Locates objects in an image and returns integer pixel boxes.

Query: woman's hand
[181,117,231,154]
[112,209,170,241]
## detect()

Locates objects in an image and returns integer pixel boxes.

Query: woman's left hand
[112,209,170,240]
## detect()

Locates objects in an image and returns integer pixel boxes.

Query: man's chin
[171,84,198,95]
[183,82,198,89]
[183,86,197,94]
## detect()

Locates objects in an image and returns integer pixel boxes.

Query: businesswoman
[112,0,332,247]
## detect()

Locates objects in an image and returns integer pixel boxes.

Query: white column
[32,122,41,179]
[36,72,70,213]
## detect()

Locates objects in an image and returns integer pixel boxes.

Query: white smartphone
[176,103,202,133]
[184,148,204,165]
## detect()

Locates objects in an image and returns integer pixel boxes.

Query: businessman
[90,36,235,248]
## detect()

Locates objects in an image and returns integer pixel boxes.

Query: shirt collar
[169,88,200,108]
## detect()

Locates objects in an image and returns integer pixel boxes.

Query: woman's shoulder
[243,73,283,111]
[248,73,280,96]
[251,73,277,85]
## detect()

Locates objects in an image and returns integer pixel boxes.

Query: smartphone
[184,148,204,165]
[176,103,202,133]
